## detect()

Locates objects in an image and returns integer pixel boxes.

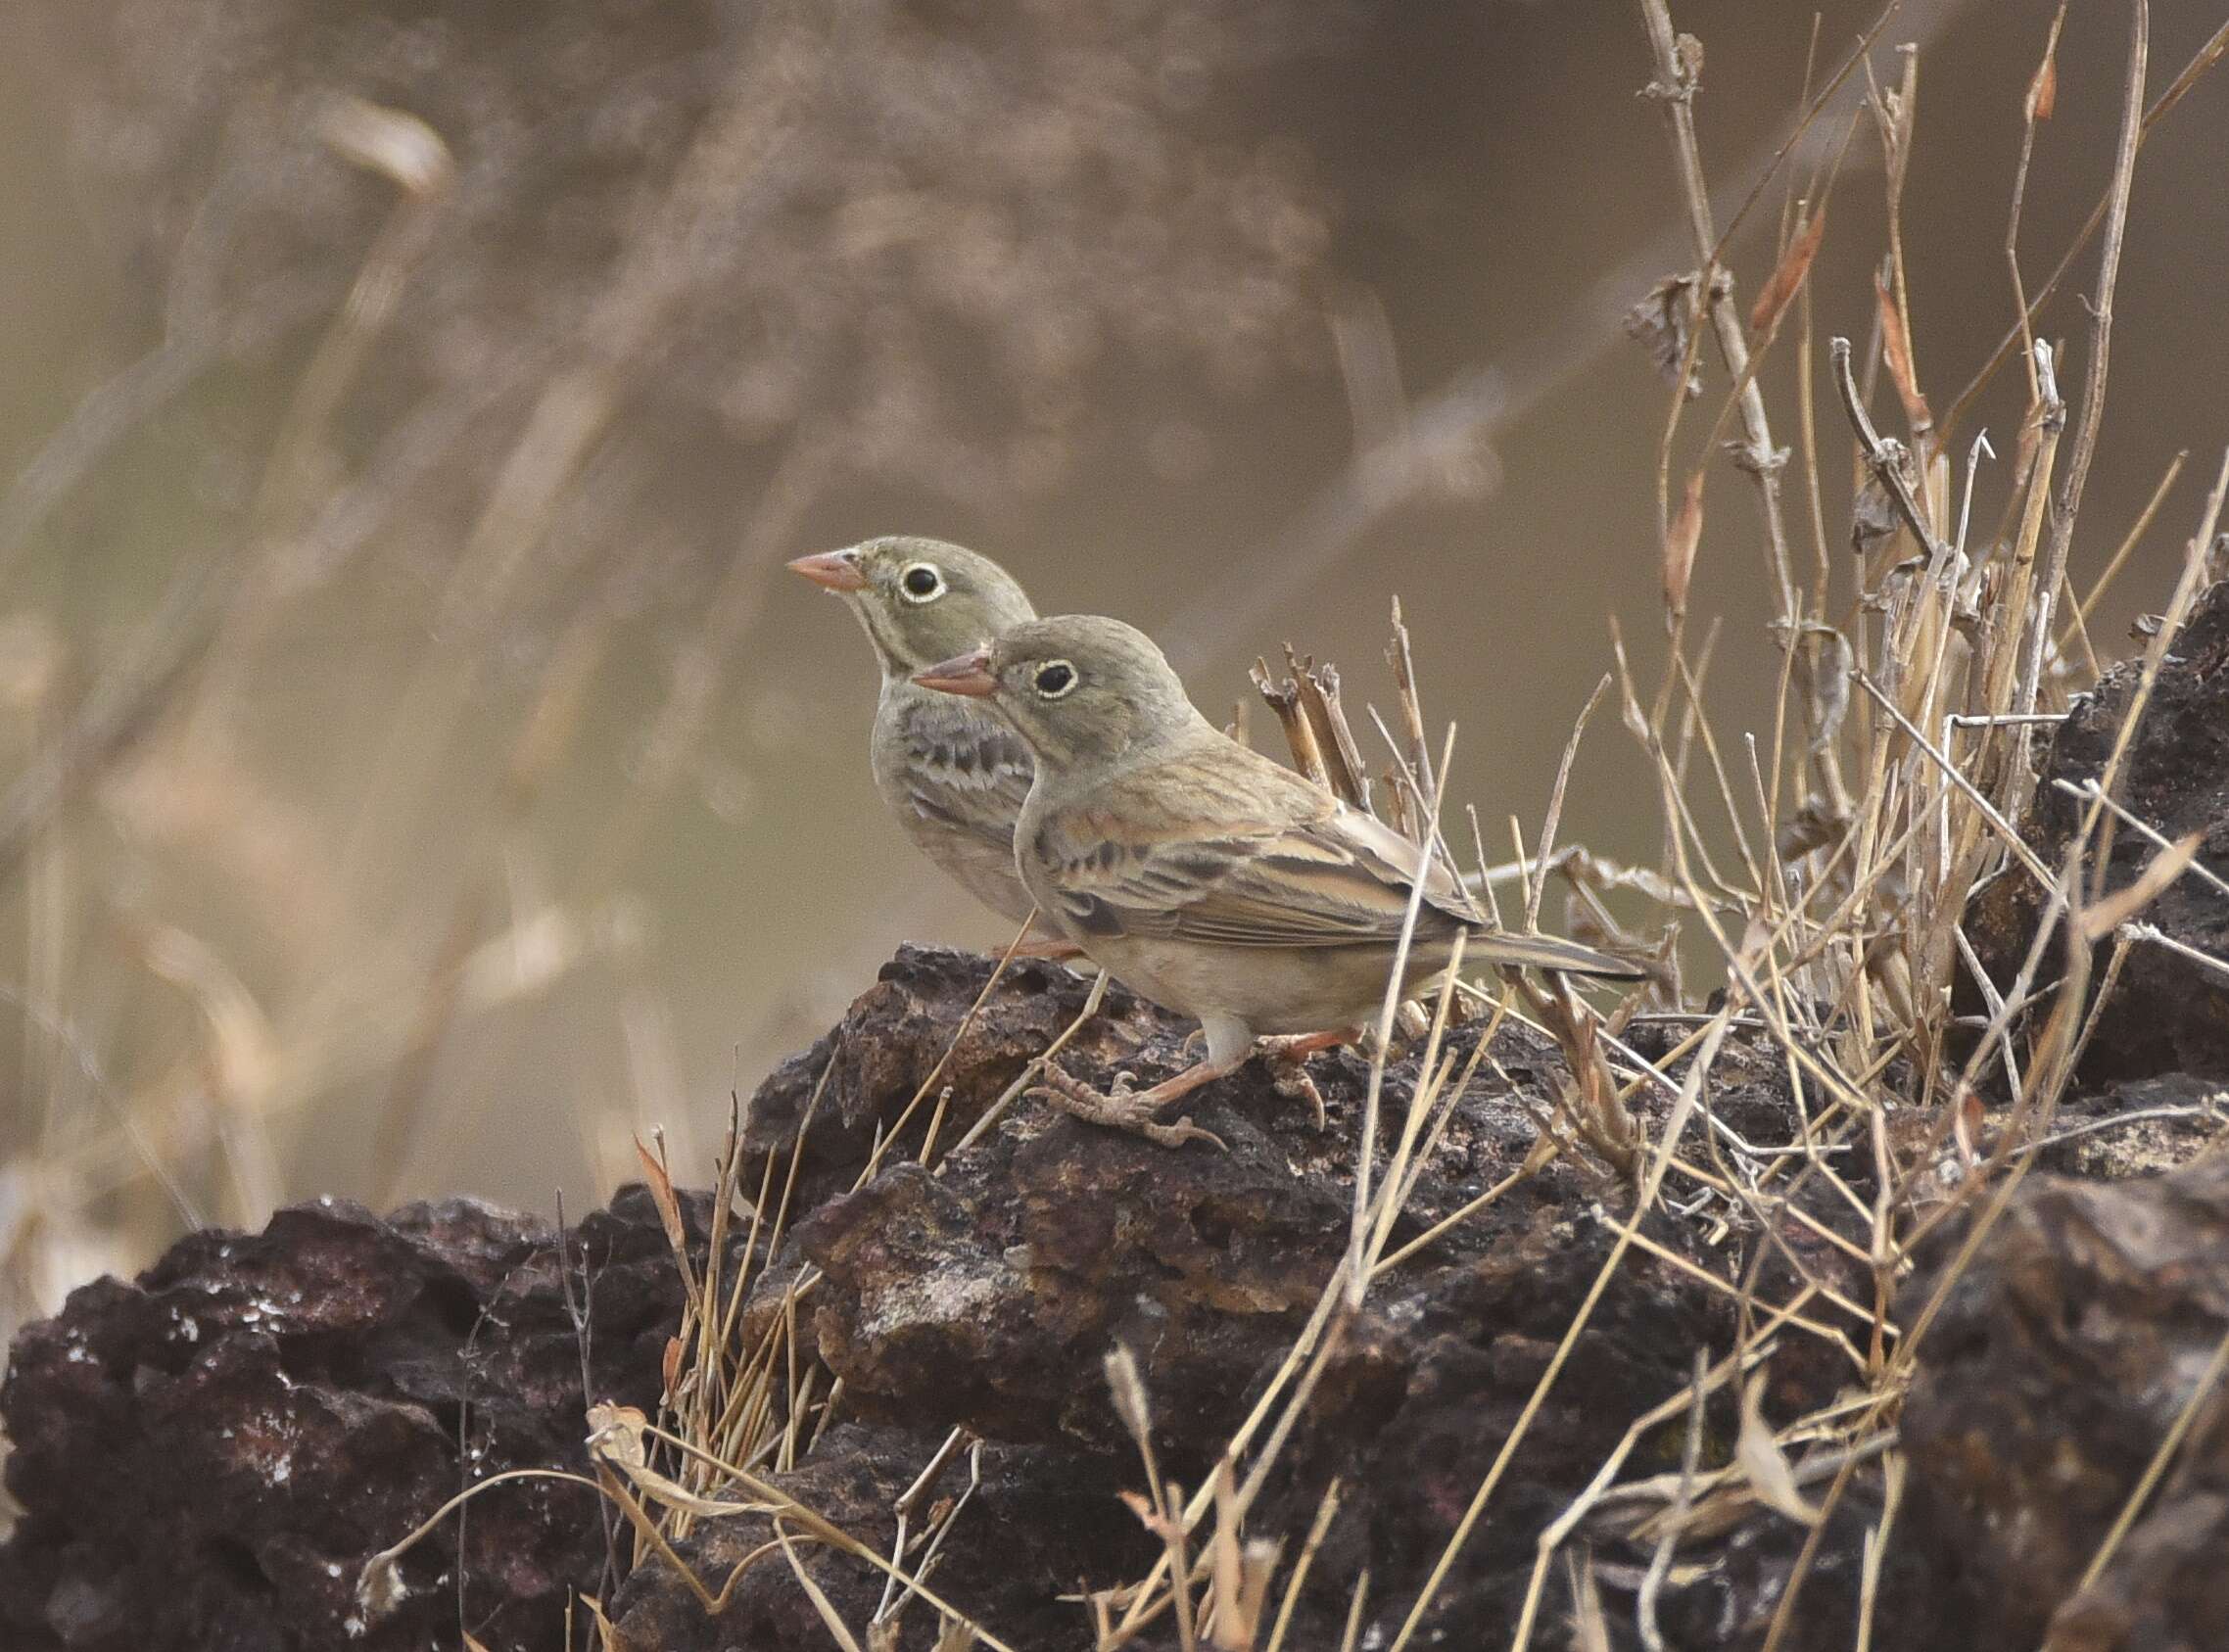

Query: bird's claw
[1026,1063,1226,1152]
[1254,1031,1348,1132]
[1269,1059,1329,1132]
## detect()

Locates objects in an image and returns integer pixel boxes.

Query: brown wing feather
[1033,742,1473,949]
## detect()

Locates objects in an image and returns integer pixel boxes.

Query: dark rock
[12,942,2227,1651]
[1970,579,2229,1085]
[740,948,1162,1195]
[1901,1152,2229,1652]
[609,1425,1148,1652]
[0,1189,735,1652]
[2035,1072,2229,1182]
[705,947,1795,1648]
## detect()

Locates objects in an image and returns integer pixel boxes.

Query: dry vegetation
[9,0,2229,1647]
[342,3,2229,1646]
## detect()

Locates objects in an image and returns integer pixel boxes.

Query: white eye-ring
[898,562,945,603]
[1032,660,1078,698]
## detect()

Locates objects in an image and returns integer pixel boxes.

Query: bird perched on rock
[914,614,1642,1147]
[788,536,1046,935]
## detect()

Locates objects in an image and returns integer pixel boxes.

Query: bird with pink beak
[914,614,1642,1147]
[787,537,1044,932]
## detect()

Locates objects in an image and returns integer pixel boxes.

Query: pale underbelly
[1078,932,1465,1036]
[905,818,1036,925]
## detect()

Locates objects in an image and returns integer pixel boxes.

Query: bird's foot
[1027,1062,1227,1151]
[1266,1058,1328,1132]
[1254,1029,1353,1133]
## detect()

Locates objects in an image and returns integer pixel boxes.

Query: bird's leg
[1027,1054,1237,1151]
[1030,1025,1354,1148]
[1008,933,1088,963]
[1255,1028,1353,1132]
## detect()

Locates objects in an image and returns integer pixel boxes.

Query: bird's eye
[899,563,944,602]
[1033,661,1077,698]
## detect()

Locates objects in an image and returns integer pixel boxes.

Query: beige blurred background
[2,0,2223,1322]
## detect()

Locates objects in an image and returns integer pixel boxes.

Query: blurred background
[1,0,2224,1333]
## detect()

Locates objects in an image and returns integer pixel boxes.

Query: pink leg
[1029,1053,1238,1150]
[1028,1026,1360,1148]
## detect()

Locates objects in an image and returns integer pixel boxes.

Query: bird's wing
[1031,744,1474,949]
[1285,780,1643,979]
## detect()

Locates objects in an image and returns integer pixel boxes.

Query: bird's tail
[1467,930,1646,981]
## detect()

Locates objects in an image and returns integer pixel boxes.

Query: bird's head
[913,613,1206,773]
[787,536,1036,680]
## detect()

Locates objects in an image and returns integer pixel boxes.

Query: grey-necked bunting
[913,614,1641,1146]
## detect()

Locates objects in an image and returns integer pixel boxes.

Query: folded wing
[1033,744,1476,949]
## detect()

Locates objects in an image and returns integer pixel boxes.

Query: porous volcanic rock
[605,1423,1150,1652]
[0,1190,728,1652]
[621,947,1824,1649]
[1901,1150,2229,1652]
[1971,579,2229,1084]
[11,943,2229,1650]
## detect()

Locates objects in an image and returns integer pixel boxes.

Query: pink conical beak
[786,550,868,591]
[912,648,997,696]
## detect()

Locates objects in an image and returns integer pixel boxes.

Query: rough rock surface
[1972,579,2229,1084]
[1902,1152,2229,1652]
[0,1190,728,1652]
[6,942,2228,1650]
[605,1423,1150,1652]
[636,947,1790,1649]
